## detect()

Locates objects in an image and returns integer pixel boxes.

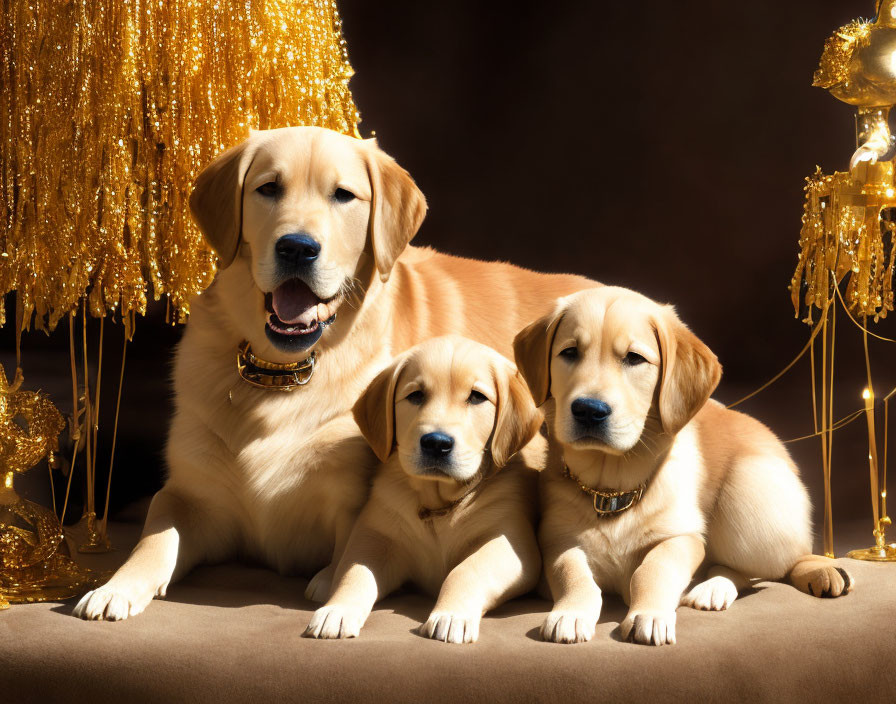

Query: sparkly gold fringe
[791,168,896,323]
[0,0,360,335]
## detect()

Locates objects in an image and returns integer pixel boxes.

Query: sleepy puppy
[513,286,853,646]
[304,336,543,643]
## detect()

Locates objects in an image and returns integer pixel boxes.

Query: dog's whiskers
[340,276,366,310]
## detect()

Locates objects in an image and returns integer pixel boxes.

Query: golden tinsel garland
[0,0,360,335]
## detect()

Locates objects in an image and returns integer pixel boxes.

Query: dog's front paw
[541,609,598,644]
[72,581,161,621]
[304,564,335,603]
[620,610,677,646]
[418,611,480,644]
[793,565,853,599]
[681,576,738,611]
[303,604,363,639]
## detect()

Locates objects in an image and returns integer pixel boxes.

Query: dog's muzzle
[263,278,341,353]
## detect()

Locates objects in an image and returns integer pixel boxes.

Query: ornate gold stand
[1,476,101,603]
[798,3,896,562]
[0,366,101,605]
[847,517,896,561]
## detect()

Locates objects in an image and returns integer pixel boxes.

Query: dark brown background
[2,0,894,542]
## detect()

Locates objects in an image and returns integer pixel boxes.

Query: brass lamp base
[847,544,896,562]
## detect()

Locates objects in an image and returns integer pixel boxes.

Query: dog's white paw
[681,576,738,611]
[418,611,480,644]
[304,564,335,603]
[72,581,162,621]
[303,604,363,639]
[620,610,677,646]
[541,609,598,644]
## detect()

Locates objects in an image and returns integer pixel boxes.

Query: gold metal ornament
[0,365,100,603]
[792,1,896,561]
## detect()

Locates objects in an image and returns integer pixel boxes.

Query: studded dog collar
[236,340,316,391]
[562,465,646,516]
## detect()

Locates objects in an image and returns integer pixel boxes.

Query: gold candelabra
[792,0,896,560]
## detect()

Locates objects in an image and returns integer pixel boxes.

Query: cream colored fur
[304,336,543,643]
[73,126,595,621]
[513,286,853,646]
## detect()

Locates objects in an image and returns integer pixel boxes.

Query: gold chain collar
[562,465,646,516]
[236,340,316,391]
[417,472,492,522]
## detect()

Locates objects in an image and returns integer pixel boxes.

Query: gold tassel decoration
[0,0,360,335]
[790,168,895,323]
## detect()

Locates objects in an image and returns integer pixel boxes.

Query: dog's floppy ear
[189,137,259,268]
[490,363,542,468]
[364,139,427,282]
[653,307,722,435]
[512,303,565,407]
[352,357,409,463]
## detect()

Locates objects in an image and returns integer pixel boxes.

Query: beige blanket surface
[2,517,894,703]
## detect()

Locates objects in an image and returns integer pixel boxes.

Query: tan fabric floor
[2,517,895,703]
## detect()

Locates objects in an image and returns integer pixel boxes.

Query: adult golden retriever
[74,126,595,620]
[304,336,544,643]
[513,286,852,646]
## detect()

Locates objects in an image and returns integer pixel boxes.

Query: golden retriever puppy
[304,336,543,643]
[73,126,594,622]
[513,286,853,646]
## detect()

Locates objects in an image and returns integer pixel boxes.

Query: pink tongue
[271,279,319,326]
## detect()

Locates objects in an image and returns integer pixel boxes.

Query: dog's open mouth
[264,279,341,350]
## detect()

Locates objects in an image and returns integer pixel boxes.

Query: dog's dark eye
[467,390,488,405]
[623,351,647,366]
[559,346,579,360]
[256,181,280,198]
[333,187,356,203]
[405,390,425,405]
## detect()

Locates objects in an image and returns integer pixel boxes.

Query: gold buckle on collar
[236,341,316,391]
[563,466,646,517]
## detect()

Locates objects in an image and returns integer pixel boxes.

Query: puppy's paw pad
[797,565,854,599]
[72,586,152,621]
[621,610,676,646]
[418,612,480,644]
[681,576,737,611]
[541,610,597,644]
[304,565,334,603]
[303,604,362,639]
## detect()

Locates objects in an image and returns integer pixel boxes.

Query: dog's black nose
[571,398,612,426]
[275,234,321,265]
[420,432,454,457]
